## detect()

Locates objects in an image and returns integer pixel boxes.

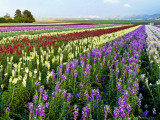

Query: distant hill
[122,14,160,20]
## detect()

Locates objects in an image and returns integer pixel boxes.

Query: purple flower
[52,70,56,80]
[118,78,122,82]
[74,71,77,78]
[52,92,56,97]
[87,52,91,60]
[35,81,39,86]
[33,95,38,101]
[104,105,109,118]
[77,93,81,98]
[80,83,83,87]
[39,86,44,95]
[84,71,87,78]
[96,75,99,82]
[142,110,149,117]
[55,83,60,92]
[94,58,96,63]
[100,63,103,67]
[45,102,50,108]
[62,74,66,81]
[113,108,119,118]
[57,64,63,76]
[114,61,118,67]
[133,82,139,90]
[65,62,70,74]
[67,93,71,103]
[42,94,48,101]
[82,104,90,120]
[116,82,122,92]
[62,90,67,98]
[28,103,33,114]
[84,90,90,101]
[6,107,10,113]
[37,104,45,117]
[73,105,79,120]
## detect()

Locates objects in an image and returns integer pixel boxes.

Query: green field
[35,19,160,25]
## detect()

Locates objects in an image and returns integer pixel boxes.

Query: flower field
[0,23,118,32]
[0,23,160,120]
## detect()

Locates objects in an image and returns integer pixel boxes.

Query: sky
[0,0,160,18]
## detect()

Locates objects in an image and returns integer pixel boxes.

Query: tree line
[0,9,35,23]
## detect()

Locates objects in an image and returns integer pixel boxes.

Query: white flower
[9,77,12,83]
[152,108,156,115]
[1,84,4,89]
[18,75,22,80]
[22,80,26,87]
[34,69,37,74]
[12,70,15,77]
[45,61,50,70]
[25,67,29,74]
[141,74,145,80]
[145,79,148,87]
[144,104,148,108]
[12,78,18,84]
[4,73,8,76]
[156,80,160,85]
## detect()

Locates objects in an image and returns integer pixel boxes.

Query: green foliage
[0,17,9,23]
[13,17,24,23]
[23,10,35,23]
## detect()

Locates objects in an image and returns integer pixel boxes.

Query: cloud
[124,3,131,8]
[104,0,120,4]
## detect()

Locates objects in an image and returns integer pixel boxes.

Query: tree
[23,10,35,23]
[3,13,12,23]
[14,9,22,18]
[4,13,12,20]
